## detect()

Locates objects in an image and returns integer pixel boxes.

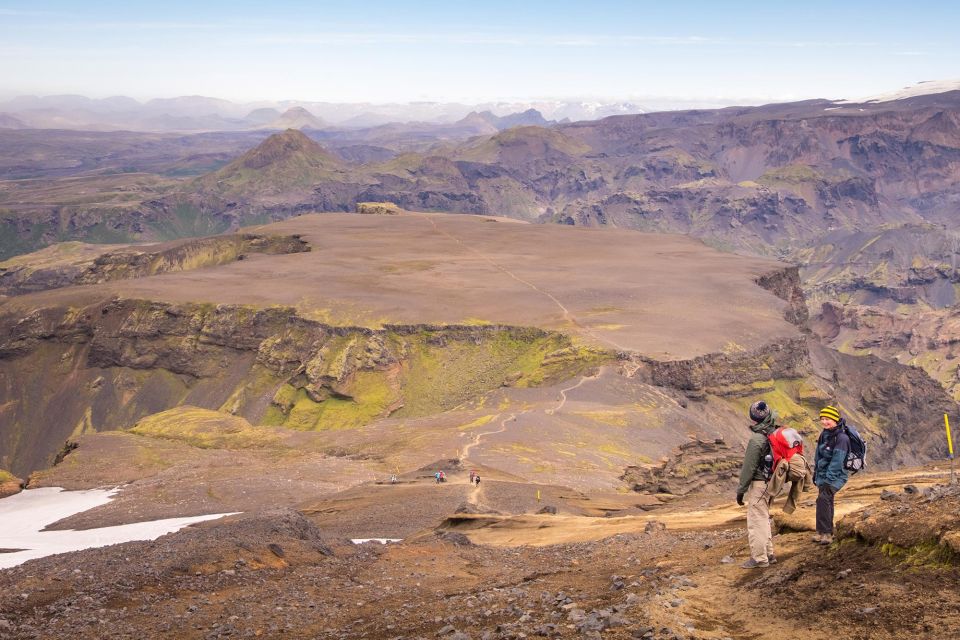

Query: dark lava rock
[435,532,473,546]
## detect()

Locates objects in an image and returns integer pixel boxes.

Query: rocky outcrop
[756,266,809,327]
[620,438,741,495]
[632,336,810,396]
[839,482,960,564]
[0,233,309,296]
[0,468,22,498]
[355,201,402,215]
[799,225,960,310]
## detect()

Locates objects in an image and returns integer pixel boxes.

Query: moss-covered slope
[0,299,610,476]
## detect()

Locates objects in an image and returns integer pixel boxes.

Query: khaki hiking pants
[746,480,774,563]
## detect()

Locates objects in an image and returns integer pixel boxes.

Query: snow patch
[351,538,402,544]
[840,79,960,104]
[0,487,237,569]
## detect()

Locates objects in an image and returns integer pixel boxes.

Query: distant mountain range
[163,86,960,259]
[3,83,959,257]
[0,94,648,132]
[3,81,957,133]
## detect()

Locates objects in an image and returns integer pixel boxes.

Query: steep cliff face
[755,266,810,327]
[813,301,960,401]
[0,233,309,296]
[625,264,811,395]
[637,336,810,394]
[0,299,607,476]
[807,341,956,467]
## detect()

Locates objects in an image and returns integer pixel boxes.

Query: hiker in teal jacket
[736,400,778,568]
[812,405,850,545]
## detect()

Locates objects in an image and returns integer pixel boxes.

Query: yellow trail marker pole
[946,414,956,485]
[536,490,541,502]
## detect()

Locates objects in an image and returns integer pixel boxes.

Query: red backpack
[768,427,804,466]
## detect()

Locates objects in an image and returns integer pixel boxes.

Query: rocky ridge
[0,233,309,296]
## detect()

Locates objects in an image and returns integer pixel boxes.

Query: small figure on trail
[736,400,778,569]
[390,474,398,484]
[469,470,476,483]
[812,405,851,545]
[435,471,442,484]
[474,473,480,487]
[439,470,446,483]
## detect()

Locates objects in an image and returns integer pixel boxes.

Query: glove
[736,492,745,506]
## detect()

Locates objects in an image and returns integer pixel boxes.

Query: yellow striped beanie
[819,405,841,423]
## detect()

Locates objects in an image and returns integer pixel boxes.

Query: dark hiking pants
[816,484,837,534]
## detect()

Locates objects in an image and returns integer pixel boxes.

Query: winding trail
[546,369,603,415]
[460,412,512,463]
[457,361,608,508]
[468,477,483,504]
[413,213,631,352]
[460,411,522,508]
[458,366,603,506]
[459,363,601,466]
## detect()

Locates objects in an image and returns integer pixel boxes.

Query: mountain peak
[194,128,343,198]
[240,129,334,170]
[263,106,325,130]
[456,109,550,131]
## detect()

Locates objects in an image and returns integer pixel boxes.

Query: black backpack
[841,421,867,473]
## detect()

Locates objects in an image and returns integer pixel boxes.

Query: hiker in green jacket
[736,400,778,569]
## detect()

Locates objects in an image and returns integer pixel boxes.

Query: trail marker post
[946,414,956,485]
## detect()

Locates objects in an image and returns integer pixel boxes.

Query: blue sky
[1,0,957,103]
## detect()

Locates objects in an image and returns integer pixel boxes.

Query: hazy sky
[1,0,958,103]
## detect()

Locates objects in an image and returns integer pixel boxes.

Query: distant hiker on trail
[736,400,778,569]
[435,471,442,484]
[812,405,850,545]
[469,470,476,484]
[474,473,480,487]
[390,474,398,484]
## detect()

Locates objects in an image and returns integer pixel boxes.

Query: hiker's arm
[812,433,821,483]
[736,437,762,496]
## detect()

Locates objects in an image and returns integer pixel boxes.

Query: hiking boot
[817,534,834,545]
[767,553,778,564]
[811,533,825,543]
[740,558,769,569]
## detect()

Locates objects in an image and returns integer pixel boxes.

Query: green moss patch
[129,406,285,449]
[262,327,610,432]
[264,370,400,431]
[756,164,823,186]
[879,540,959,568]
[726,378,819,434]
[397,330,609,417]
